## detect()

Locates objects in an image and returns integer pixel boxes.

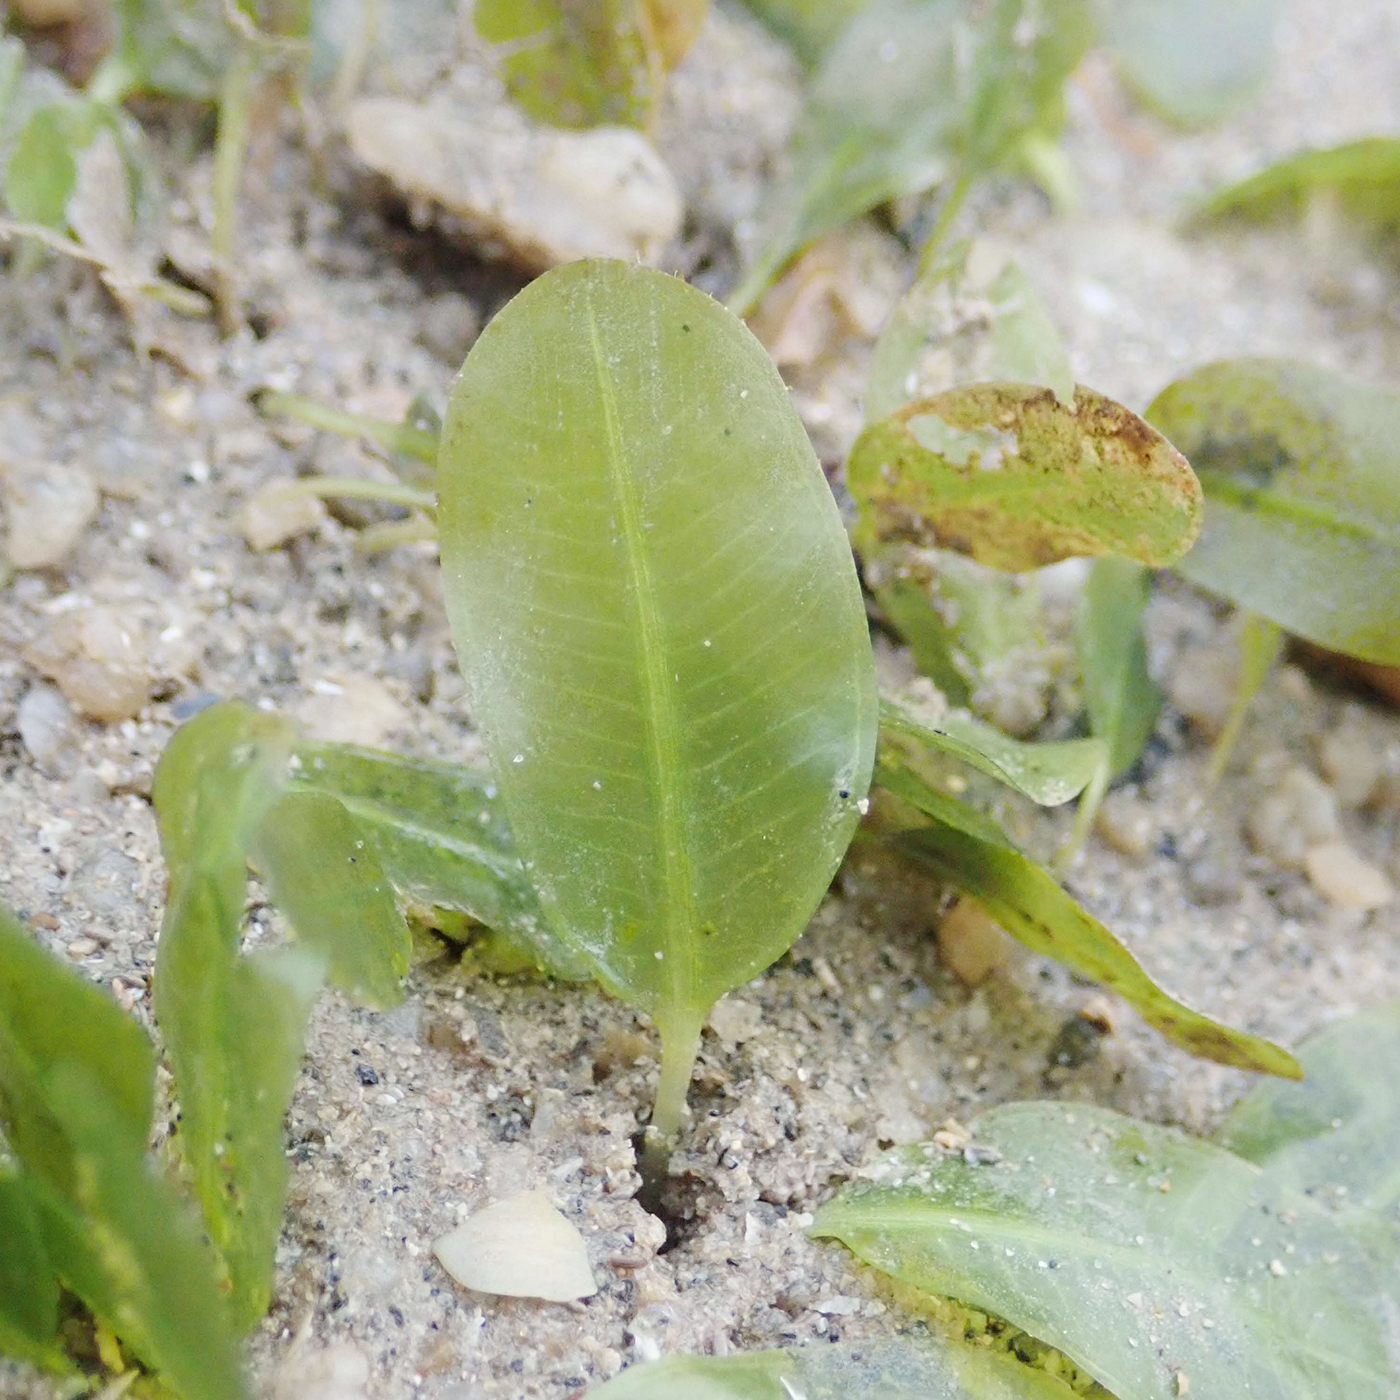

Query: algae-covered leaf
[0,1174,62,1368]
[29,1068,247,1400]
[1192,137,1400,232]
[152,702,318,1328]
[849,383,1202,572]
[287,741,590,980]
[254,789,411,1009]
[814,1096,1395,1400]
[880,695,1105,807]
[438,259,877,1153]
[729,0,1094,314]
[588,1337,1081,1399]
[1075,558,1159,778]
[3,101,101,231]
[1216,1002,1400,1237]
[1099,0,1280,128]
[866,239,1074,423]
[474,0,703,130]
[877,760,1301,1078]
[1146,358,1400,665]
[0,904,154,1190]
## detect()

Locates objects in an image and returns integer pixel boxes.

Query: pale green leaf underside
[880,695,1105,806]
[588,1337,1080,1399]
[815,1098,1399,1400]
[850,383,1203,573]
[878,760,1301,1079]
[1147,357,1400,664]
[438,259,876,1037]
[1101,0,1281,127]
[1217,1002,1400,1240]
[287,741,590,980]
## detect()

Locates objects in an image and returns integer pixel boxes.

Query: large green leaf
[287,741,590,979]
[588,1337,1082,1399]
[437,259,877,1151]
[1216,1002,1400,1239]
[0,1173,62,1369]
[877,760,1301,1078]
[866,239,1074,424]
[152,702,320,1328]
[29,1067,248,1400]
[0,905,154,1193]
[1098,0,1280,127]
[880,695,1105,807]
[254,789,411,1009]
[728,0,1094,314]
[849,383,1203,572]
[1147,358,1400,664]
[814,1097,1399,1400]
[1190,137,1400,234]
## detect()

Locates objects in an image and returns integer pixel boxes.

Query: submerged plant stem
[916,169,974,275]
[258,390,439,466]
[639,1018,702,1192]
[1208,612,1284,785]
[212,45,258,336]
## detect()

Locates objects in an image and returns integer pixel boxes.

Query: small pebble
[1245,767,1339,869]
[16,682,76,768]
[295,674,408,748]
[1166,643,1238,739]
[1094,790,1154,858]
[241,482,327,551]
[416,291,481,366]
[706,996,764,1048]
[1,458,99,569]
[434,1190,597,1302]
[1316,711,1385,807]
[1184,855,1242,907]
[1302,841,1395,910]
[936,898,1012,987]
[25,605,153,722]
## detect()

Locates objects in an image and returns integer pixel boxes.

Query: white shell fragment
[433,1191,597,1303]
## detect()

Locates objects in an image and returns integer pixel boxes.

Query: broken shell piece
[1302,840,1395,910]
[433,1190,597,1302]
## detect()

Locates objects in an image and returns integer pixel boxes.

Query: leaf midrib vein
[585,299,697,1021]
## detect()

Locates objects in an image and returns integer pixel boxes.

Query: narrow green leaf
[1098,0,1280,127]
[880,695,1106,807]
[1216,1002,1400,1242]
[850,383,1203,572]
[438,259,877,1150]
[473,0,661,129]
[729,0,1093,314]
[1146,357,1400,665]
[814,1099,1396,1400]
[867,239,1074,424]
[588,1337,1082,1399]
[287,741,591,980]
[1191,137,1400,232]
[3,103,91,230]
[30,1066,248,1400]
[1075,558,1160,778]
[0,1173,63,1369]
[152,702,316,1328]
[0,905,154,1193]
[877,759,1302,1078]
[254,790,411,1009]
